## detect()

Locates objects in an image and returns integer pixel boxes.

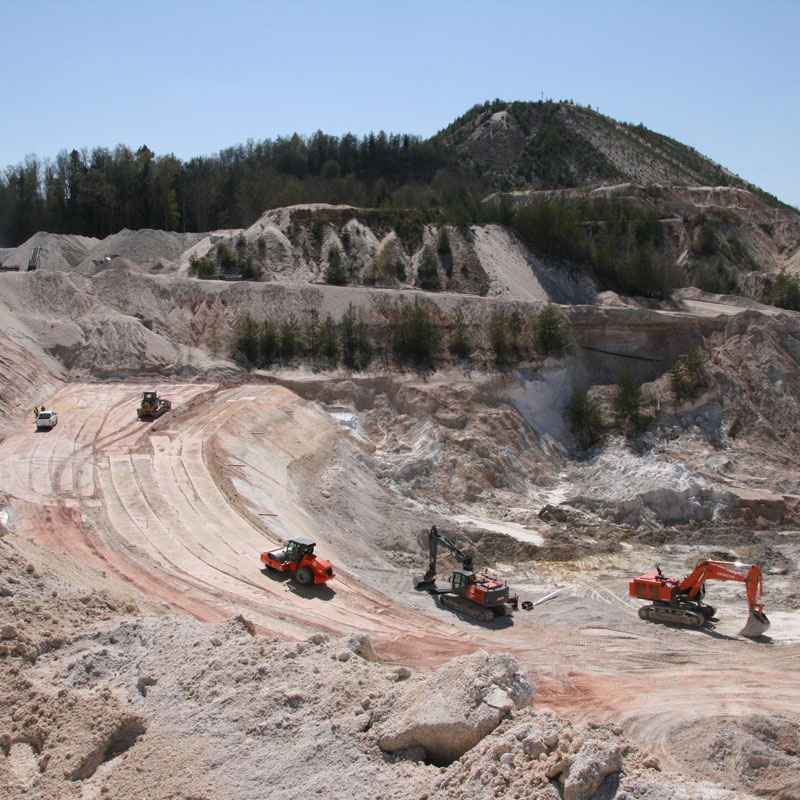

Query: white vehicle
[35,411,58,430]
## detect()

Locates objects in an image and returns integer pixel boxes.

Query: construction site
[1,211,800,799]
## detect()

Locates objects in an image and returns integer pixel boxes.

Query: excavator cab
[451,570,473,594]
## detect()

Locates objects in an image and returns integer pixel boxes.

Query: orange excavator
[630,560,770,637]
[413,525,518,622]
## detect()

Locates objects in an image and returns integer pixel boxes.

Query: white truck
[35,410,58,430]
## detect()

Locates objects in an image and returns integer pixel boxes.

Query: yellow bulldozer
[137,390,172,420]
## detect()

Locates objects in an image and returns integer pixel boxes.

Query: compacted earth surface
[1,221,799,799]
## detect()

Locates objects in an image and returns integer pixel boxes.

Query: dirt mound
[0,232,98,272]
[378,649,534,764]
[77,229,204,274]
[670,715,800,799]
[0,269,242,380]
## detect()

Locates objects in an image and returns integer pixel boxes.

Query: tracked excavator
[413,525,518,622]
[630,560,770,637]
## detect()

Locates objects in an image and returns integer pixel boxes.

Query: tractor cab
[271,537,316,564]
[142,391,157,404]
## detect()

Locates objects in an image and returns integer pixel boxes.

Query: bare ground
[1,376,799,798]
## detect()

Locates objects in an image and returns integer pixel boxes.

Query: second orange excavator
[630,559,770,637]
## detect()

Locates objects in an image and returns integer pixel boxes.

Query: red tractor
[260,537,335,586]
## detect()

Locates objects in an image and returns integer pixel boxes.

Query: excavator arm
[414,526,473,588]
[678,560,765,614]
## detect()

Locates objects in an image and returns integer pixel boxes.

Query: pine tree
[394,300,438,367]
[259,319,278,365]
[569,391,605,449]
[232,315,259,364]
[324,245,347,285]
[448,310,473,360]
[613,367,644,432]
[533,303,568,356]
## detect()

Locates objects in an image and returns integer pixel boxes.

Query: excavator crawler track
[440,593,495,623]
[639,604,705,628]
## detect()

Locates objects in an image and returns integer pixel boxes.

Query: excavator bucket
[739,611,771,638]
[413,575,436,590]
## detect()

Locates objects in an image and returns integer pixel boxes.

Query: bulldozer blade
[739,611,771,638]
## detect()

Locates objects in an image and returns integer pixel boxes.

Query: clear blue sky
[3,0,798,207]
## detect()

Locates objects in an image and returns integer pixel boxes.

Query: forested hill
[0,100,788,248]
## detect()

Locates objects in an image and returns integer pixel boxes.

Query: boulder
[345,633,377,661]
[378,649,533,765]
[563,739,622,800]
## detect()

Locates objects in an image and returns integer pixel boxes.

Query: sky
[2,0,798,207]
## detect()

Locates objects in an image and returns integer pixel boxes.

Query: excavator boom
[413,526,472,588]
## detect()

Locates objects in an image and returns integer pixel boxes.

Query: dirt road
[2,380,799,774]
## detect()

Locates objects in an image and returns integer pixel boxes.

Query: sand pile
[0,269,242,380]
[76,229,205,274]
[670,716,800,799]
[0,232,98,272]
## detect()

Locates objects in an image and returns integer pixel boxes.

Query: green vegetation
[764,271,800,311]
[485,195,682,299]
[416,246,441,291]
[0,131,458,245]
[2,99,788,249]
[230,299,575,372]
[232,315,259,364]
[188,253,215,277]
[339,303,371,369]
[519,104,621,188]
[669,345,708,401]
[569,391,605,449]
[533,303,570,356]
[324,245,347,285]
[365,240,405,286]
[692,223,720,257]
[437,228,451,255]
[448,310,473,360]
[393,300,439,367]
[489,312,513,365]
[208,241,260,279]
[692,262,738,294]
[613,367,645,433]
[259,319,278,364]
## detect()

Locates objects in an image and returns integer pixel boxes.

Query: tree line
[231,301,571,372]
[0,131,482,247]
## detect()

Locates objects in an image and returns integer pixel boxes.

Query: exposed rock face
[378,649,533,765]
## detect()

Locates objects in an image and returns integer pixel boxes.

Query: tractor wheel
[638,606,651,620]
[295,566,313,586]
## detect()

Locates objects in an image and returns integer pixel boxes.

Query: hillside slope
[439,100,785,204]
